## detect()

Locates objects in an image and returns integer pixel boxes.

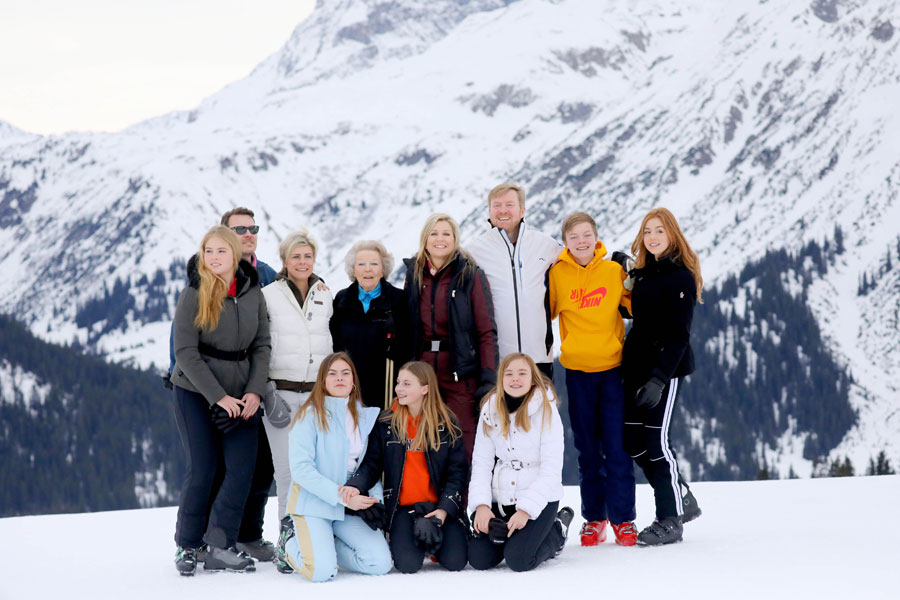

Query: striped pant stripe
[659,379,683,516]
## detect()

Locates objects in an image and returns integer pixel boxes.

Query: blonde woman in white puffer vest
[262,230,333,524]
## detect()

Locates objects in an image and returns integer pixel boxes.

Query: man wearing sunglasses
[220,207,276,287]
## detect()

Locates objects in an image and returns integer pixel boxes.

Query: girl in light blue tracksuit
[275,352,392,582]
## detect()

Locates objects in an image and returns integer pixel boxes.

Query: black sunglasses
[230,225,259,235]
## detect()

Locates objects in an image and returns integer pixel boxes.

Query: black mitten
[488,517,508,545]
[210,404,240,434]
[635,377,666,409]
[610,251,632,270]
[356,502,386,530]
[413,516,443,553]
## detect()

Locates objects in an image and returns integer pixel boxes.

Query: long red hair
[630,207,703,303]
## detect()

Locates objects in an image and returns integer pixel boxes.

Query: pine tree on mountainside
[866,450,895,476]
[827,456,855,477]
[833,224,845,255]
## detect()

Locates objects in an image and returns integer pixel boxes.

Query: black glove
[210,404,241,434]
[635,377,666,409]
[352,502,386,531]
[161,373,173,390]
[474,382,494,407]
[488,517,508,545]
[413,515,443,553]
[611,251,632,271]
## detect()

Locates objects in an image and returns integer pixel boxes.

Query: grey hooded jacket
[170,255,271,405]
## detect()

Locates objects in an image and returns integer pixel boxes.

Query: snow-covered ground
[2,476,895,599]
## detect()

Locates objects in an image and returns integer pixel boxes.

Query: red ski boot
[611,522,638,546]
[579,520,608,546]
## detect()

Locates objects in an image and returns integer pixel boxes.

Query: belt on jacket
[493,458,537,515]
[198,342,249,362]
[423,339,450,352]
[496,458,536,471]
[271,379,315,393]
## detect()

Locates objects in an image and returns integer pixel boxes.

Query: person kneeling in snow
[343,361,469,573]
[467,353,573,571]
[274,352,392,582]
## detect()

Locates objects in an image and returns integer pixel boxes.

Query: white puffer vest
[262,278,333,383]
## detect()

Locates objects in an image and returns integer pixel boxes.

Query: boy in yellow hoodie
[549,212,637,547]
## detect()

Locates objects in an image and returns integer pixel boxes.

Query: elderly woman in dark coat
[330,240,412,408]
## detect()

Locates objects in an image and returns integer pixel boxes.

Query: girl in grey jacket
[170,226,271,576]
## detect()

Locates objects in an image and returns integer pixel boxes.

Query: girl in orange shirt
[343,361,469,573]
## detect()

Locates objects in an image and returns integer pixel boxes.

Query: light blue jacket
[286,396,382,521]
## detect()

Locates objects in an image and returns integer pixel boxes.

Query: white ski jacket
[262,277,333,383]
[467,388,564,519]
[466,222,560,363]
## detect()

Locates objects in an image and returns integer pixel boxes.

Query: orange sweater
[398,415,438,506]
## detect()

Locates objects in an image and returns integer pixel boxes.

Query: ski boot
[637,516,683,546]
[174,546,200,576]
[274,515,295,574]
[611,522,638,546]
[203,546,256,572]
[579,520,608,546]
[236,538,275,562]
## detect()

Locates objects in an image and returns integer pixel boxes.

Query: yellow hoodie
[549,241,631,373]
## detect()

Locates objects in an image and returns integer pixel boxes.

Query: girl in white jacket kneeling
[468,353,574,571]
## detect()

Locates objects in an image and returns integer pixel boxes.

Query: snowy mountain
[0,0,897,478]
[2,477,897,599]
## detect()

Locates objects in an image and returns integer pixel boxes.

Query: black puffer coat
[345,411,468,530]
[330,279,412,408]
[622,254,696,388]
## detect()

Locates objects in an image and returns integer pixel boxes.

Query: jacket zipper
[390,439,408,531]
[502,229,523,352]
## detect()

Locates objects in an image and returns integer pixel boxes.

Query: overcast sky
[0,0,315,135]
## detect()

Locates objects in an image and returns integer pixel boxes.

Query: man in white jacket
[466,183,561,378]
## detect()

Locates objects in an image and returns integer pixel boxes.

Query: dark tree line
[0,314,183,517]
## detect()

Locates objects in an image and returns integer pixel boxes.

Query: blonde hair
[344,240,394,281]
[488,183,526,208]
[483,353,556,438]
[194,226,243,331]
[411,214,476,289]
[560,211,598,240]
[630,207,703,303]
[277,229,318,278]
[385,362,461,451]
[292,352,362,432]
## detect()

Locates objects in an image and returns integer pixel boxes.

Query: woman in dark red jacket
[403,214,498,460]
[621,207,704,546]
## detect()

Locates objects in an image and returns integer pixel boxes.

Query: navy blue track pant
[624,377,683,519]
[565,367,636,525]
[172,386,259,549]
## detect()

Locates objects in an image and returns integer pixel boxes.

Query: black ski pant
[235,420,273,543]
[172,386,259,549]
[624,377,683,519]
[388,506,468,573]
[468,501,562,572]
